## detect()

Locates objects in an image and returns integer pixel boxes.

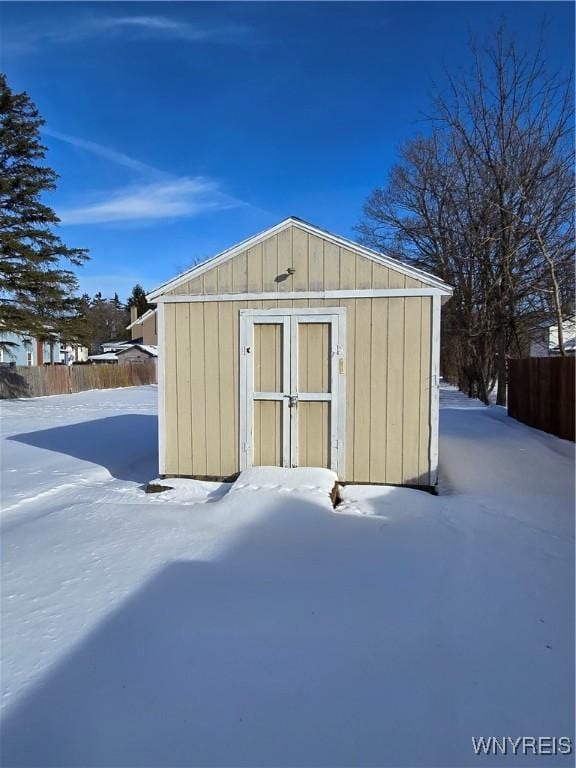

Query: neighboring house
[88,344,158,366]
[527,317,576,357]
[127,307,157,345]
[148,216,453,490]
[116,344,158,366]
[0,330,61,366]
[60,343,89,365]
[527,326,550,358]
[549,318,576,355]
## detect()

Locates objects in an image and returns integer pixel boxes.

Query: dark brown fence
[0,362,157,399]
[508,357,575,442]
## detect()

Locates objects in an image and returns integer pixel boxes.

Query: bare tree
[358,26,574,404]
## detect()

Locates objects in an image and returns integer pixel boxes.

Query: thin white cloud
[58,178,243,226]
[98,16,210,40]
[6,14,256,52]
[46,128,245,226]
[43,128,163,178]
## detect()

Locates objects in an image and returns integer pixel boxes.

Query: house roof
[88,352,118,361]
[117,343,158,358]
[101,339,132,348]
[126,308,156,331]
[147,216,453,301]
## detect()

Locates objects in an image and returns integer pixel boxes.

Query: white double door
[240,308,345,473]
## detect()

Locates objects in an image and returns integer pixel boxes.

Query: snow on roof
[87,352,119,361]
[116,344,158,358]
[551,337,576,353]
[136,344,158,357]
[101,340,132,348]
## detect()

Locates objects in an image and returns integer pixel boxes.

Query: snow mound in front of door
[230,466,338,498]
[146,477,232,504]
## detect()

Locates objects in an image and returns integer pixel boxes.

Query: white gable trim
[147,217,453,301]
[156,288,449,304]
[126,308,156,331]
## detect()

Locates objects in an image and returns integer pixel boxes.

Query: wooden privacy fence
[0,362,157,399]
[508,357,575,442]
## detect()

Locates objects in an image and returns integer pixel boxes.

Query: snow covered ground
[1,384,574,767]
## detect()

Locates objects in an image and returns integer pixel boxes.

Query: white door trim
[157,302,166,475]
[239,307,346,475]
[429,294,441,487]
[239,313,291,470]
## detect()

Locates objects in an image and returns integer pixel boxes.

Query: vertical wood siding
[298,323,329,393]
[298,402,330,468]
[254,324,282,391]
[167,226,427,295]
[254,401,283,466]
[163,296,432,485]
[162,226,433,485]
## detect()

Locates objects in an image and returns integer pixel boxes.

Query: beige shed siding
[163,294,432,485]
[218,301,235,474]
[189,303,207,476]
[164,303,178,474]
[167,225,427,296]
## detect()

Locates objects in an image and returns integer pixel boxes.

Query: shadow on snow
[2,489,574,768]
[7,415,158,484]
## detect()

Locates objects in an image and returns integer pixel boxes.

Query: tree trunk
[496,334,507,405]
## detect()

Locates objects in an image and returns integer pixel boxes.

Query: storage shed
[116,344,158,367]
[148,218,452,490]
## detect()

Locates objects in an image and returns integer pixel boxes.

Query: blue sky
[2,1,573,300]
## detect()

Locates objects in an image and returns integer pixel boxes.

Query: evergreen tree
[0,73,88,344]
[127,283,151,317]
[89,293,129,351]
[60,292,91,349]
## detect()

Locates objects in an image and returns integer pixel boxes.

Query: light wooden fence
[0,362,157,399]
[508,357,575,442]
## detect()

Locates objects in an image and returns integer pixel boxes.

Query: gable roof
[101,339,132,349]
[88,352,118,361]
[117,343,158,358]
[147,217,453,301]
